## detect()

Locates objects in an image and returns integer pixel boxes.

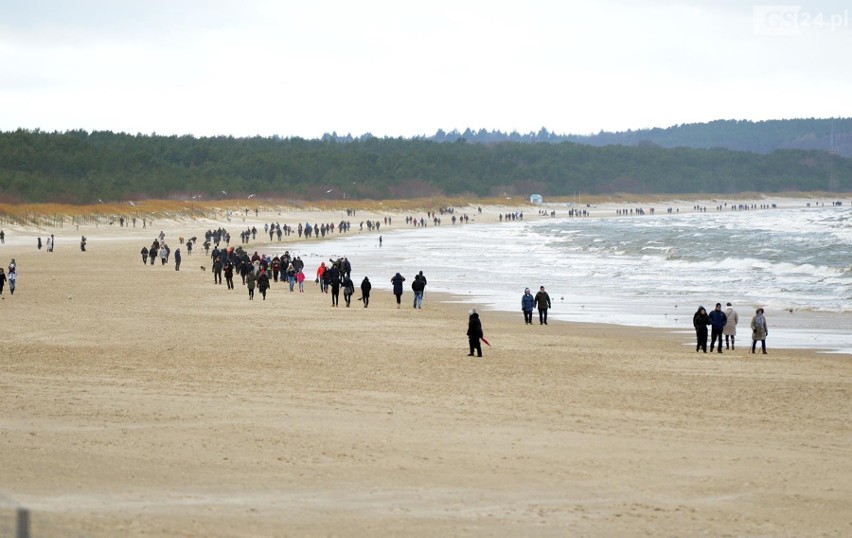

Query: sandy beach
[1,199,851,537]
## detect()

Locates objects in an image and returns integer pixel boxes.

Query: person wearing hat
[521,288,535,325]
[751,308,769,354]
[467,308,484,357]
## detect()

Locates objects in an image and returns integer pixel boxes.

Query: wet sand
[1,204,851,537]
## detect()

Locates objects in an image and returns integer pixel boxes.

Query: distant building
[529,194,543,205]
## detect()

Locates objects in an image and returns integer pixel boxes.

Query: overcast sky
[1,0,850,138]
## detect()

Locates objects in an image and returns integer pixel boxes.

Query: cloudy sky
[1,0,850,138]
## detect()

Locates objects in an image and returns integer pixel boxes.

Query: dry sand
[1,203,851,537]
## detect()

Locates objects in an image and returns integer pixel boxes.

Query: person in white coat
[723,302,739,350]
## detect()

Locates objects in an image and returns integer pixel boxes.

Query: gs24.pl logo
[753,5,849,35]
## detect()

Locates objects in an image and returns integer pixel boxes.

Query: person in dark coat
[708,302,727,353]
[257,269,270,300]
[328,264,341,306]
[342,275,354,307]
[521,288,535,325]
[411,274,425,309]
[467,309,484,357]
[391,272,405,308]
[360,276,372,308]
[418,271,427,297]
[534,286,551,325]
[140,246,149,264]
[212,258,223,284]
[693,306,710,353]
[224,262,234,290]
[174,248,181,271]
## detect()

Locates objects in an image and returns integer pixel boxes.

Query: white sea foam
[298,206,852,355]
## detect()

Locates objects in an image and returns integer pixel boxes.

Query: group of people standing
[693,302,769,354]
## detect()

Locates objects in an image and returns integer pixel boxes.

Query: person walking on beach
[286,263,296,292]
[37,237,42,250]
[522,288,535,325]
[246,270,257,300]
[708,303,728,353]
[418,271,427,297]
[224,261,234,290]
[360,276,371,307]
[534,286,551,325]
[0,267,6,296]
[174,248,181,271]
[46,234,54,252]
[212,257,223,284]
[7,259,16,295]
[751,308,768,354]
[724,302,739,350]
[342,274,354,307]
[467,308,484,357]
[257,269,270,300]
[411,274,425,309]
[316,262,328,293]
[140,246,149,264]
[296,268,305,292]
[329,263,341,307]
[693,306,710,352]
[391,272,405,308]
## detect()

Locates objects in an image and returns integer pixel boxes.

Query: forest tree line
[414,118,852,157]
[0,129,850,204]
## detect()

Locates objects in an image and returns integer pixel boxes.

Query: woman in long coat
[391,272,405,308]
[257,269,270,300]
[751,308,768,354]
[723,303,738,350]
[246,270,257,300]
[693,306,710,353]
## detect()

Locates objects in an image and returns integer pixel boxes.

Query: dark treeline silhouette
[418,118,852,157]
[1,128,850,203]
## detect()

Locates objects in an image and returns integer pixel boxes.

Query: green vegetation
[1,128,850,203]
[427,118,852,157]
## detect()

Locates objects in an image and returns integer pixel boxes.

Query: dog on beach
[200,266,207,271]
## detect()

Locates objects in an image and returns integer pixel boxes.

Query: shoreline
[2,195,849,356]
[2,205,851,536]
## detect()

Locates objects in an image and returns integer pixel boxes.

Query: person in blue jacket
[708,302,728,353]
[521,288,536,325]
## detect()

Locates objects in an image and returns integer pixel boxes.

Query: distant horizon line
[4,116,851,141]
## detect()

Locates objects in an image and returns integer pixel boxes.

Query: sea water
[304,205,852,355]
